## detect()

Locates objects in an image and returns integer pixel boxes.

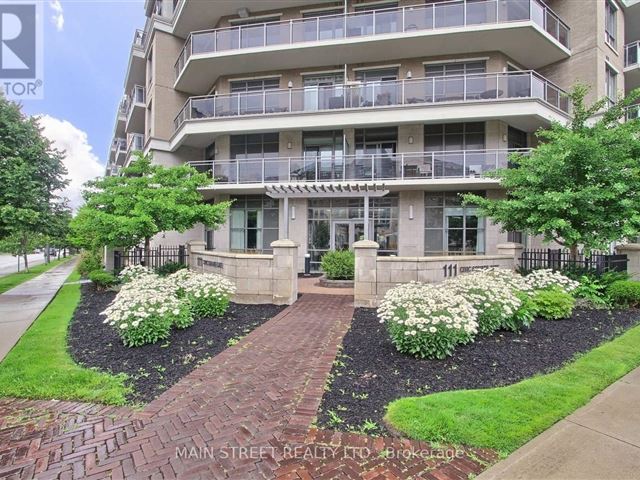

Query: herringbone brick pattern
[0,294,496,479]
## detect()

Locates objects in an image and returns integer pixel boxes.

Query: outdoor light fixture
[409,204,414,220]
[406,70,412,79]
[287,141,293,149]
[408,136,414,144]
[288,81,293,88]
[291,205,296,220]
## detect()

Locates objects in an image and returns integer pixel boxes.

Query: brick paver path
[0,294,496,479]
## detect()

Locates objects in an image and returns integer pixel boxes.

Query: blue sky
[20,0,144,208]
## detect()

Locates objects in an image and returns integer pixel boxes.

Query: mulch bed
[318,307,640,435]
[68,284,286,403]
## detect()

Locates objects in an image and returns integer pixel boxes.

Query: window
[425,61,486,101]
[424,61,486,78]
[424,122,485,151]
[230,196,279,253]
[230,133,279,159]
[425,192,485,255]
[605,0,617,48]
[230,78,280,93]
[605,64,617,105]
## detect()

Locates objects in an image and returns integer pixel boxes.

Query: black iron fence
[519,248,628,274]
[114,245,187,272]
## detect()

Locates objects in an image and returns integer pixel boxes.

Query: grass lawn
[0,269,130,405]
[0,256,73,294]
[385,322,640,455]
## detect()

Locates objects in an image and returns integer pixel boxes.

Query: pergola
[265,182,389,240]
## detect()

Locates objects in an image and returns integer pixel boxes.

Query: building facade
[105,0,640,272]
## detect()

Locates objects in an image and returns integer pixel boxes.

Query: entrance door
[331,221,366,250]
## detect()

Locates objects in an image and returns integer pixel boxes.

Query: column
[354,240,379,307]
[271,239,299,305]
[496,242,524,270]
[615,244,640,279]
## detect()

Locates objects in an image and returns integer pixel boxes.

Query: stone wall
[187,239,298,305]
[354,241,519,307]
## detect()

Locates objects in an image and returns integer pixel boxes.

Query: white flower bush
[102,267,236,347]
[444,268,532,334]
[101,274,191,347]
[169,269,236,318]
[118,264,154,283]
[525,269,579,294]
[378,282,478,359]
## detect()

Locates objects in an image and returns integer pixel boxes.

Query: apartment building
[105,0,640,272]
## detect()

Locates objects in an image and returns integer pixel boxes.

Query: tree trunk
[144,237,151,268]
[569,244,579,262]
[21,234,29,272]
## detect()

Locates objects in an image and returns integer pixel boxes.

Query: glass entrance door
[331,221,366,250]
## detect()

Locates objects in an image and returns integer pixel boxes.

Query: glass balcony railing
[187,149,530,185]
[133,29,146,49]
[126,85,145,118]
[112,137,126,153]
[175,0,569,78]
[174,71,569,131]
[127,133,144,153]
[627,105,639,121]
[625,41,639,68]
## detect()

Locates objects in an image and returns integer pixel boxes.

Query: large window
[605,0,617,48]
[230,133,279,159]
[425,192,485,255]
[605,64,617,106]
[424,122,485,151]
[230,196,279,253]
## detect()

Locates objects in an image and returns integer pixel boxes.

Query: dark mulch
[318,307,640,434]
[68,284,286,403]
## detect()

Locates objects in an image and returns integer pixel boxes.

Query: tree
[0,95,69,270]
[464,86,640,259]
[69,154,230,258]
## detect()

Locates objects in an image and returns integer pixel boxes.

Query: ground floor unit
[158,186,549,273]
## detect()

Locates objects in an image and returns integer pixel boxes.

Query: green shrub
[169,269,236,319]
[88,270,118,290]
[321,250,355,280]
[607,280,640,307]
[78,249,102,277]
[530,287,575,320]
[156,261,187,277]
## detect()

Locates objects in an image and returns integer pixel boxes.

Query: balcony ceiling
[171,98,568,150]
[175,23,570,95]
[173,1,337,38]
[124,51,145,93]
[624,1,640,42]
[126,104,146,134]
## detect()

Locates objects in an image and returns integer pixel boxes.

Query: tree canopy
[70,154,230,250]
[0,95,70,269]
[464,86,640,256]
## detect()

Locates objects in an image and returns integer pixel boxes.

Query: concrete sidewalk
[479,367,640,480]
[0,259,77,362]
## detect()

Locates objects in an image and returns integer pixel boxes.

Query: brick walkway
[0,294,496,479]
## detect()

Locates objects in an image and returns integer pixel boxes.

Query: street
[0,254,46,276]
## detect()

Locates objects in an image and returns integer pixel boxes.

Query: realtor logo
[0,1,42,99]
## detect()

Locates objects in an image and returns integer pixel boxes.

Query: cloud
[36,115,104,211]
[49,0,64,31]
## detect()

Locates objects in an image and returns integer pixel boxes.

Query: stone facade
[187,239,298,305]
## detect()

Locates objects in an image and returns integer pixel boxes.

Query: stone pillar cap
[616,243,640,251]
[188,240,206,246]
[270,239,299,248]
[353,240,380,249]
[496,242,524,248]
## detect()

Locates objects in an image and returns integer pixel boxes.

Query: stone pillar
[271,239,298,305]
[354,240,379,308]
[496,242,524,270]
[104,246,115,272]
[187,240,206,270]
[615,244,640,280]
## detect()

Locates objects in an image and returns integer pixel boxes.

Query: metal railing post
[402,6,406,32]
[236,159,240,184]
[288,157,291,182]
[289,19,293,43]
[371,154,375,180]
[238,25,242,48]
[431,152,435,179]
[263,23,267,47]
[463,151,467,177]
[317,17,320,40]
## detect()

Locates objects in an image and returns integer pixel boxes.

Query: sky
[19,0,144,209]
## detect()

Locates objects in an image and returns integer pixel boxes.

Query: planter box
[319,276,354,289]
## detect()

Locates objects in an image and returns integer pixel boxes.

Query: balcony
[188,149,529,191]
[625,41,640,92]
[173,71,568,147]
[126,85,146,133]
[127,133,145,153]
[125,30,147,93]
[628,105,640,122]
[174,0,570,94]
[111,137,127,165]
